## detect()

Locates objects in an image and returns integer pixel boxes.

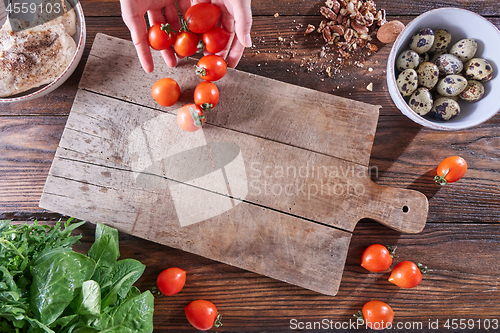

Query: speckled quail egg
[416,62,439,89]
[450,38,478,62]
[431,97,461,121]
[430,50,446,63]
[408,87,433,115]
[434,54,464,75]
[459,80,485,102]
[396,50,420,71]
[436,75,468,97]
[397,69,419,96]
[428,29,452,54]
[409,28,435,54]
[419,53,430,66]
[433,91,458,102]
[464,58,494,82]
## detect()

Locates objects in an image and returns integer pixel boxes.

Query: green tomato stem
[417,262,428,274]
[385,245,397,259]
[214,313,223,328]
[434,168,450,186]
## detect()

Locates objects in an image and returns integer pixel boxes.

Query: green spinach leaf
[30,251,96,325]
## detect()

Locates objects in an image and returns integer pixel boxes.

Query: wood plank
[0,114,497,223]
[40,89,426,232]
[2,16,498,117]
[44,220,498,331]
[41,150,353,296]
[79,0,500,17]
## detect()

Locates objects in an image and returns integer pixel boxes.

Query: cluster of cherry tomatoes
[357,244,428,329]
[356,156,467,330]
[148,3,229,132]
[156,267,221,331]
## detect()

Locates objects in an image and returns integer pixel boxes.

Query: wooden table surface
[2,0,499,331]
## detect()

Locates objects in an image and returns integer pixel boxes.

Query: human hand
[120,0,252,73]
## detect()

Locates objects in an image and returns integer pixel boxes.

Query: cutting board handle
[361,183,428,233]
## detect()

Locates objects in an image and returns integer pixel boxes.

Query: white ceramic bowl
[387,8,500,130]
[0,2,86,103]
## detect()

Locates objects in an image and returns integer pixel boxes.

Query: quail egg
[450,38,478,62]
[428,29,451,54]
[430,50,446,63]
[431,97,461,121]
[434,54,464,75]
[437,75,468,97]
[408,87,433,115]
[397,69,419,96]
[416,62,439,89]
[464,58,494,82]
[396,50,420,71]
[409,28,435,54]
[419,53,430,66]
[459,80,485,102]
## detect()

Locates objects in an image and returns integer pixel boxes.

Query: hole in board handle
[402,206,409,213]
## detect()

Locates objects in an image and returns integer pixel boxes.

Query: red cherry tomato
[196,55,227,82]
[388,261,427,288]
[151,78,180,107]
[156,267,186,296]
[434,156,467,185]
[185,300,222,331]
[194,81,219,112]
[173,31,200,57]
[361,244,395,272]
[185,3,221,34]
[202,26,231,54]
[148,23,176,51]
[360,300,394,330]
[177,104,204,132]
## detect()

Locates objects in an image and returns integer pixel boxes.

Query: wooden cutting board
[40,34,428,296]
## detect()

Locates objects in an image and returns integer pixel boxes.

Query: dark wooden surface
[1,0,499,331]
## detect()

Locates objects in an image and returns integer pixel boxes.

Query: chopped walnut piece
[305,24,316,34]
[310,0,385,61]
[320,6,337,21]
[322,26,333,43]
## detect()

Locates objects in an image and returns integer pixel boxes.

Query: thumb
[231,1,253,48]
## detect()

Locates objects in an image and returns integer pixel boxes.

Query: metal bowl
[0,1,86,103]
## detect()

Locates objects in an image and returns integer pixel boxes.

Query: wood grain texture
[81,34,380,166]
[20,219,498,332]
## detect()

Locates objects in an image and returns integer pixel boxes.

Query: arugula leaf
[1,220,154,332]
[30,251,96,325]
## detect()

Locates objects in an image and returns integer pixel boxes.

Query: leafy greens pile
[0,219,154,333]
